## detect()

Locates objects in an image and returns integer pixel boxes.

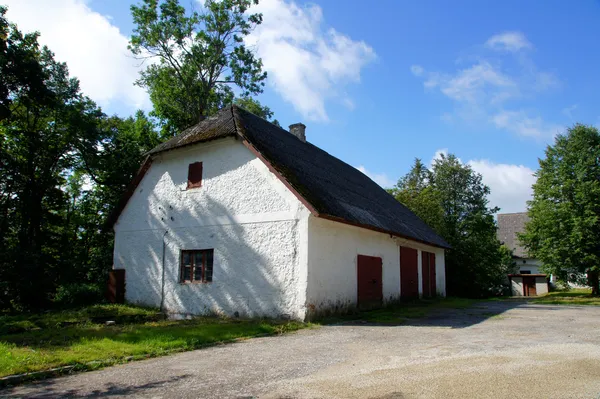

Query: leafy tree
[129,0,267,136]
[392,155,511,297]
[389,158,443,232]
[0,6,50,122]
[233,96,279,126]
[0,9,105,309]
[519,125,600,294]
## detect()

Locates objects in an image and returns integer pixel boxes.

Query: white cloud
[425,61,517,104]
[429,148,449,166]
[245,0,375,121]
[485,31,532,52]
[4,0,150,112]
[428,149,536,213]
[468,159,536,213]
[413,32,561,139]
[492,110,562,138]
[356,165,395,188]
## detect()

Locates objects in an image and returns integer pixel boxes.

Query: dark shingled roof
[497,212,529,258]
[123,105,450,248]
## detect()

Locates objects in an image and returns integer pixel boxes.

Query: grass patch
[532,288,600,306]
[0,305,308,379]
[317,297,475,325]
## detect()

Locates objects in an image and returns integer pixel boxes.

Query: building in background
[497,212,549,296]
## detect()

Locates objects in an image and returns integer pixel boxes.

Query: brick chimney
[289,123,306,142]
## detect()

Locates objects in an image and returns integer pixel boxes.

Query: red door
[523,277,536,296]
[400,247,419,299]
[357,255,383,308]
[421,252,437,298]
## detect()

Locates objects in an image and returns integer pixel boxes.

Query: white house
[109,105,449,320]
[497,212,549,296]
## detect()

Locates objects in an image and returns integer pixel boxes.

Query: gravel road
[3,300,600,399]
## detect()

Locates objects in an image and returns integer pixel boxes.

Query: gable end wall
[113,138,310,319]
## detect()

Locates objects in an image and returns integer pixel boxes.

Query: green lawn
[532,288,600,305]
[0,305,306,379]
[0,298,476,381]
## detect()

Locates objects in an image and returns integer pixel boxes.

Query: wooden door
[357,255,383,308]
[106,269,125,304]
[400,247,419,299]
[524,277,537,296]
[421,251,437,298]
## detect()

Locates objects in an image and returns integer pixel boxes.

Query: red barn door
[400,247,419,299]
[357,255,383,309]
[422,251,437,298]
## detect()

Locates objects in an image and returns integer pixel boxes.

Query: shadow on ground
[326,298,533,329]
[1,374,191,398]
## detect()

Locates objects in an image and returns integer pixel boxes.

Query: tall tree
[392,155,513,297]
[0,6,50,122]
[389,158,443,232]
[520,125,600,294]
[129,0,267,136]
[0,7,105,308]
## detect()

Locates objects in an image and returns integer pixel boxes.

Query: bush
[53,283,104,308]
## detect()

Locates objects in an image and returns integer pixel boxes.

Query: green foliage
[0,9,162,311]
[0,8,106,309]
[129,0,268,136]
[0,6,50,122]
[391,155,511,297]
[233,96,280,126]
[519,125,600,294]
[388,158,444,232]
[53,284,104,309]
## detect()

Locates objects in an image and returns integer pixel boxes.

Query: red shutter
[187,162,203,189]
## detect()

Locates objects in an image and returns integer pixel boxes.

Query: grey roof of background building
[497,212,530,258]
[143,105,450,248]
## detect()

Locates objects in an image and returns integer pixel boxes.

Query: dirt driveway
[3,300,600,399]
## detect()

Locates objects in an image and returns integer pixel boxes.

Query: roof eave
[317,214,451,250]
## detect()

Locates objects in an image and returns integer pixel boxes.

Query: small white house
[497,212,549,296]
[109,105,449,320]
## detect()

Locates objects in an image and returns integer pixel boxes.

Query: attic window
[187,162,203,189]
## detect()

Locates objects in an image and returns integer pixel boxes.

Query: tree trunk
[588,270,599,296]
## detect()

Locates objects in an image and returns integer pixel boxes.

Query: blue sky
[5,0,600,213]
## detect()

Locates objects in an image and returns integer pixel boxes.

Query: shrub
[53,283,104,308]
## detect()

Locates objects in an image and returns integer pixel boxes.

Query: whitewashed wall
[510,276,549,296]
[305,216,446,316]
[516,258,543,275]
[535,277,549,295]
[511,276,524,296]
[113,137,310,320]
